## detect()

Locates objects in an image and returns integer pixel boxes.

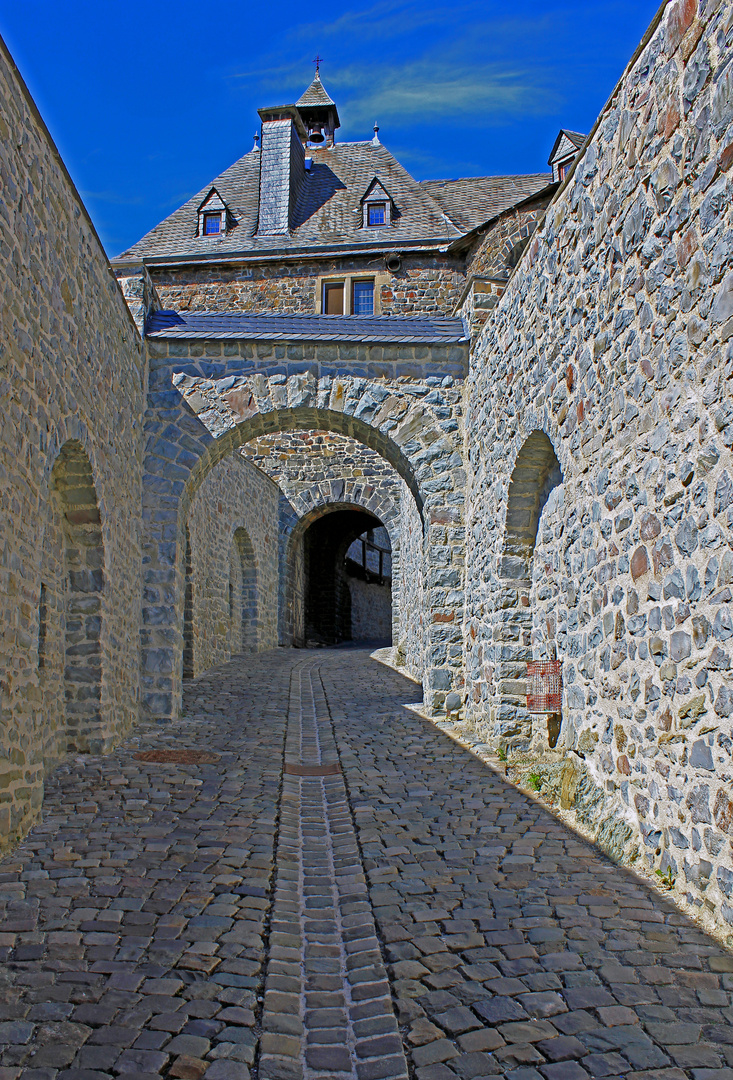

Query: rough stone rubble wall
[465,198,552,281]
[0,39,145,848]
[185,455,279,676]
[150,255,464,317]
[466,0,733,928]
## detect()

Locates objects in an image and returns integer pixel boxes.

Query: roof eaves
[112,237,457,271]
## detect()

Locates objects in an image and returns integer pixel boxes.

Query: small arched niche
[39,440,105,761]
[495,431,563,750]
[229,526,258,654]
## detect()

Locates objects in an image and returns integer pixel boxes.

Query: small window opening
[324,282,345,315]
[368,203,386,227]
[558,161,571,181]
[351,279,374,316]
[203,212,222,236]
[38,582,47,670]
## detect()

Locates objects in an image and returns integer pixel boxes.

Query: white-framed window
[320,276,376,315]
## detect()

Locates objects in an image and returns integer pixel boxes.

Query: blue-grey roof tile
[146,310,468,344]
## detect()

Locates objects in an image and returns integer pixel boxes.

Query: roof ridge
[421,172,551,185]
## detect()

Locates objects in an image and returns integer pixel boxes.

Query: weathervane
[312,54,324,75]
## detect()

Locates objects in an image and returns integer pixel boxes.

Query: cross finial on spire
[312,54,324,76]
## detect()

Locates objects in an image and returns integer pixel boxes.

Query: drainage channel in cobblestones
[258,657,408,1080]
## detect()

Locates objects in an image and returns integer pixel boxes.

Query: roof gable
[197,187,227,214]
[548,129,586,165]
[360,178,392,204]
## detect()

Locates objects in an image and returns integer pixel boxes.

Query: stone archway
[494,430,563,747]
[141,372,465,721]
[280,496,401,648]
[278,480,402,647]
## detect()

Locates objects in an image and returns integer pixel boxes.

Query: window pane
[204,213,221,235]
[324,283,344,315]
[368,203,385,226]
[352,280,374,315]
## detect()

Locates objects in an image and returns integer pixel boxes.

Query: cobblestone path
[1,648,732,1080]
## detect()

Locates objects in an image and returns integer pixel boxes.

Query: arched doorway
[230,526,258,653]
[301,508,392,646]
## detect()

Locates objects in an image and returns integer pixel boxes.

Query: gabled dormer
[197,188,232,237]
[360,178,394,229]
[548,129,586,183]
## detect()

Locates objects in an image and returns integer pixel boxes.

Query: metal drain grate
[284,762,341,776]
[134,750,221,764]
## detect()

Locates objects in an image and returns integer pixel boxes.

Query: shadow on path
[320,650,733,1080]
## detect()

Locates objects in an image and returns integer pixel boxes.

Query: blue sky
[1,0,660,257]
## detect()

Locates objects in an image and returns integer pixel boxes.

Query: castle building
[113,69,559,328]
[2,0,733,937]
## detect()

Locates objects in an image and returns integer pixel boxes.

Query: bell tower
[296,60,340,148]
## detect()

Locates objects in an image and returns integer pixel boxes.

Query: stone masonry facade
[153,255,465,318]
[0,40,145,849]
[465,0,733,932]
[2,0,733,942]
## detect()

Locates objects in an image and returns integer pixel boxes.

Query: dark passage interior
[303,508,392,646]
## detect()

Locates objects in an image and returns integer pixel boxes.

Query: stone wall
[349,576,392,641]
[465,197,552,281]
[185,454,280,677]
[397,483,427,682]
[0,38,146,849]
[150,254,464,317]
[465,0,733,929]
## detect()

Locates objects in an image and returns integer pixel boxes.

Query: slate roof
[419,174,551,233]
[116,140,551,262]
[146,310,468,344]
[296,74,335,108]
[117,141,467,261]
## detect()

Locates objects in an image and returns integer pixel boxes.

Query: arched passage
[39,440,105,762]
[285,507,393,647]
[142,378,466,721]
[495,430,563,748]
[277,482,402,648]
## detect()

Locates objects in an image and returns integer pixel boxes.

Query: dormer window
[360,178,394,229]
[203,212,222,235]
[197,187,232,238]
[368,203,386,227]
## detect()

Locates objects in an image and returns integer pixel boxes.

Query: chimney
[256,106,307,236]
